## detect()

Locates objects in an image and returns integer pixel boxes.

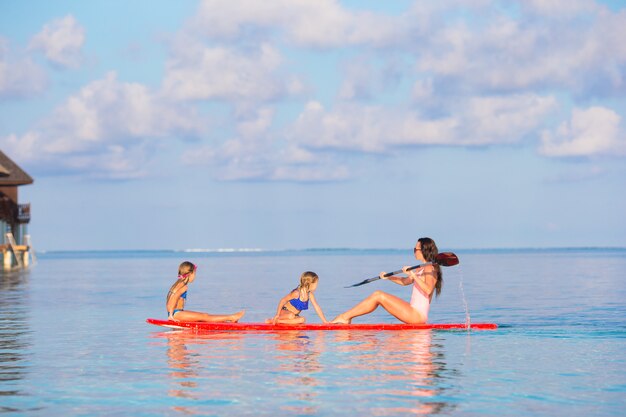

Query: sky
[1,0,625,251]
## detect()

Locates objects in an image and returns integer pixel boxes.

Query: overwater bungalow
[0,151,34,270]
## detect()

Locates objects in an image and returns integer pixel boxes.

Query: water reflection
[156,328,456,416]
[165,331,200,409]
[0,270,32,411]
[332,330,453,415]
[272,331,325,415]
[159,330,247,416]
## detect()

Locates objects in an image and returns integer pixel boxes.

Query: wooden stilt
[24,234,36,265]
[5,232,23,269]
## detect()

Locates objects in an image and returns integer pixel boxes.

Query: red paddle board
[146,318,498,331]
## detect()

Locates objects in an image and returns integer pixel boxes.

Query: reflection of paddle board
[146,318,498,331]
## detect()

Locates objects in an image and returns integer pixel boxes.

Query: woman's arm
[406,265,436,295]
[309,293,328,323]
[380,271,413,286]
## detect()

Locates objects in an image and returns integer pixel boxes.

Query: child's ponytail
[177,261,196,284]
[298,271,319,293]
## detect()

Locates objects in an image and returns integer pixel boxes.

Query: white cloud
[236,107,274,138]
[1,72,203,179]
[180,92,557,182]
[218,152,349,181]
[290,101,402,152]
[29,15,85,69]
[48,72,201,145]
[338,58,378,100]
[289,95,556,153]
[539,106,626,157]
[0,132,40,164]
[162,42,304,102]
[182,106,349,182]
[522,0,599,18]
[412,78,434,101]
[184,140,349,182]
[416,2,626,93]
[337,57,404,101]
[6,0,626,185]
[189,1,626,96]
[192,0,405,47]
[461,94,558,145]
[0,37,47,98]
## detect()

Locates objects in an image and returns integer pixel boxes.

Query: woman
[332,238,443,324]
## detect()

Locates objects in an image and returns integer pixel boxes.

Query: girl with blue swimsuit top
[166,261,245,323]
[267,271,328,325]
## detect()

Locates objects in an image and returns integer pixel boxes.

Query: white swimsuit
[409,268,432,320]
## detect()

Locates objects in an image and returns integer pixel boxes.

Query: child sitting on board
[166,261,245,322]
[267,271,328,324]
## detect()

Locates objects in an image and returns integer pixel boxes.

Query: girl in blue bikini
[166,261,245,322]
[267,271,328,324]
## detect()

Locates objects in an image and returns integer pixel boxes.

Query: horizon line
[35,246,626,254]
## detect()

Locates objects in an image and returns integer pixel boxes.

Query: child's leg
[174,310,245,323]
[274,315,306,324]
[265,310,305,324]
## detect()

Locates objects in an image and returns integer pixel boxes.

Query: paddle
[345,252,459,288]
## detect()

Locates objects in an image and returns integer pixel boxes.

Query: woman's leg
[331,291,424,324]
[173,310,245,323]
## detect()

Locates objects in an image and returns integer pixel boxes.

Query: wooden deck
[0,242,32,270]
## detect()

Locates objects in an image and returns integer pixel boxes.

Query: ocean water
[1,248,625,416]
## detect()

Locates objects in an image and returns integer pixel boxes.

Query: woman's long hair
[418,237,443,297]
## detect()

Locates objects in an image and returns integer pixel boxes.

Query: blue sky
[1,0,625,251]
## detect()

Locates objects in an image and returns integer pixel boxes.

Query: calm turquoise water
[1,248,625,416]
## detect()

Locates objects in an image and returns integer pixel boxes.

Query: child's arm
[166,283,187,320]
[309,293,328,323]
[272,291,296,323]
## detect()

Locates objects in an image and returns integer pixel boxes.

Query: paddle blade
[345,277,380,288]
[435,252,459,267]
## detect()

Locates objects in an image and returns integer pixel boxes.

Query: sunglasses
[414,247,421,253]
